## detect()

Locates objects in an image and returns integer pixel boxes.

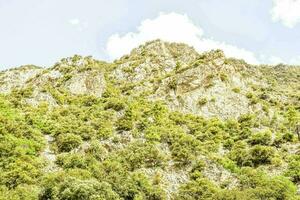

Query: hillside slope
[0,40,300,200]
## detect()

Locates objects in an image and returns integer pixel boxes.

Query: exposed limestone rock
[65,70,106,97]
[112,42,268,119]
[202,160,239,189]
[114,40,199,83]
[25,89,57,107]
[41,135,59,172]
[29,70,62,87]
[138,167,189,200]
[149,61,253,119]
[0,65,42,94]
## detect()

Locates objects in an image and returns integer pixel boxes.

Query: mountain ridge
[1,39,299,119]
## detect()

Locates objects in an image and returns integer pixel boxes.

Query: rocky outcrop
[65,70,106,97]
[0,65,42,94]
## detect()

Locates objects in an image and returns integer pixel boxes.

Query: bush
[171,133,201,166]
[40,177,120,200]
[104,98,126,111]
[115,141,167,170]
[248,130,272,146]
[248,145,275,167]
[238,114,256,128]
[285,159,300,183]
[197,97,208,107]
[116,117,133,131]
[228,141,251,166]
[175,178,218,199]
[190,160,206,180]
[56,133,82,152]
[116,109,134,131]
[144,125,162,142]
[0,158,42,189]
[0,184,40,200]
[238,168,298,200]
[232,87,241,93]
[85,140,108,161]
[56,153,87,169]
[168,78,177,90]
[220,73,229,82]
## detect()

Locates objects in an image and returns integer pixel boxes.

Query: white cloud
[106,13,259,64]
[271,0,300,28]
[267,55,285,65]
[68,18,80,26]
[68,18,88,31]
[289,56,300,65]
[259,54,300,65]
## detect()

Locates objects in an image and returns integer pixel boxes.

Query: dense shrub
[56,133,83,152]
[57,178,120,200]
[104,97,126,111]
[175,178,218,200]
[113,141,167,170]
[248,145,275,166]
[238,168,298,200]
[248,130,272,146]
[285,156,300,183]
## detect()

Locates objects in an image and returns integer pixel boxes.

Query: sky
[1,0,300,70]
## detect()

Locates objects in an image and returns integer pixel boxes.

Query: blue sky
[1,0,300,70]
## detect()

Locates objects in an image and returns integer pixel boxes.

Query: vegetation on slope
[0,40,300,199]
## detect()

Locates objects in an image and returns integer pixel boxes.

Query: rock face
[41,135,59,172]
[114,40,199,83]
[0,57,107,106]
[0,65,42,94]
[65,70,106,97]
[150,63,252,119]
[25,90,58,107]
[112,40,268,119]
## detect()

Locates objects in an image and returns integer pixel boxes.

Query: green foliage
[116,108,135,131]
[39,173,120,200]
[85,140,108,161]
[0,184,40,200]
[56,133,83,152]
[245,92,259,104]
[232,87,241,93]
[112,141,167,171]
[56,153,88,169]
[197,97,208,107]
[104,97,126,111]
[248,145,275,167]
[0,97,44,191]
[284,106,300,131]
[219,72,229,82]
[175,178,218,200]
[237,168,298,200]
[170,133,200,166]
[248,130,272,146]
[229,142,275,167]
[285,156,300,183]
[57,178,119,200]
[168,78,177,90]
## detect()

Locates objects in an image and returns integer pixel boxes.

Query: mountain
[0,40,299,199]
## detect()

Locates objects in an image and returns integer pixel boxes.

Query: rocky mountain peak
[0,40,299,121]
[120,39,199,62]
